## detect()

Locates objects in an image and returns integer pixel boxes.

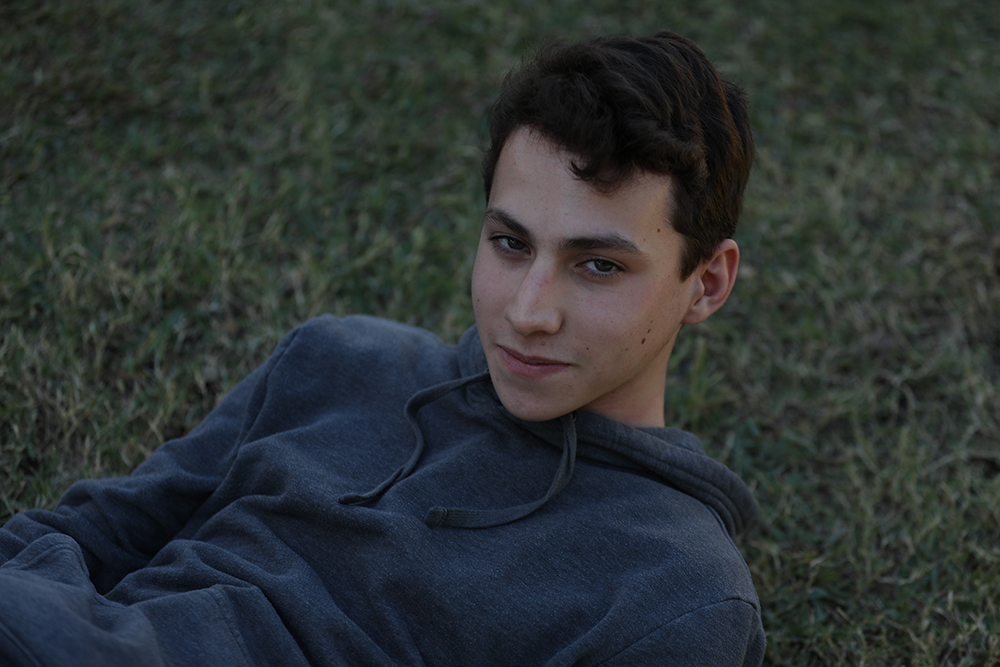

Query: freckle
[647,328,651,334]
[656,228,661,233]
[641,338,646,344]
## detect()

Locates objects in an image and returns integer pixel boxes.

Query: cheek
[470,246,488,300]
[587,287,672,352]
[471,251,501,315]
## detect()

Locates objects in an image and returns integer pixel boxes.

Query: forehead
[488,128,678,250]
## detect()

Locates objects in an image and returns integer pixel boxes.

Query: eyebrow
[483,207,644,256]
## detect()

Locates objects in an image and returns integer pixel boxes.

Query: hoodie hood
[341,324,757,537]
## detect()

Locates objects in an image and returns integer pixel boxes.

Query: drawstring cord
[424,412,576,528]
[337,372,491,506]
[337,371,580,529]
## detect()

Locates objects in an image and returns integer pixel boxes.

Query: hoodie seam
[231,325,304,450]
[205,586,258,667]
[591,597,761,666]
[0,621,44,667]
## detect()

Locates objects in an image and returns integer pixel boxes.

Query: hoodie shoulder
[286,316,457,376]
[246,316,463,422]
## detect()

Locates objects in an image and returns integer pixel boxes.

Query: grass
[2,0,998,663]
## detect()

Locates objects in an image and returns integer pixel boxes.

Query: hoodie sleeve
[0,326,301,594]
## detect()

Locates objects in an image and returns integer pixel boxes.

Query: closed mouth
[497,345,569,377]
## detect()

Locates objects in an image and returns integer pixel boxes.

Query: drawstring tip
[424,507,448,527]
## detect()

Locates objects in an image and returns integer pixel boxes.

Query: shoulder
[596,598,765,667]
[539,503,764,665]
[289,314,446,355]
[531,465,762,663]
[274,315,453,376]
[248,315,459,411]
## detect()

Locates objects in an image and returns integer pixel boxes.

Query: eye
[582,258,623,278]
[490,234,528,254]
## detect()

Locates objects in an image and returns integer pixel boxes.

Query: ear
[681,239,740,325]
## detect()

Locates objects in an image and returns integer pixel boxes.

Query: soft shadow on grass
[2,0,998,664]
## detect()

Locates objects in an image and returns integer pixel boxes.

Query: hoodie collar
[457,324,757,536]
[339,325,757,536]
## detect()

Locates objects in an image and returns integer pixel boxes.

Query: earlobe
[681,239,740,325]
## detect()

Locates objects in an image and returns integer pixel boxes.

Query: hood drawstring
[338,371,579,529]
[425,411,577,529]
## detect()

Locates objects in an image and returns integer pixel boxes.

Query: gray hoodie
[0,315,764,666]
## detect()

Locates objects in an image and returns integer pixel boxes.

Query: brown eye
[581,258,622,279]
[492,235,528,253]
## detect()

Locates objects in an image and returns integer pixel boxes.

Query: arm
[0,327,299,594]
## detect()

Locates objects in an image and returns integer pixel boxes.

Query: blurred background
[1,0,997,663]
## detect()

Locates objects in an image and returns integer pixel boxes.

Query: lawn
[2,0,998,663]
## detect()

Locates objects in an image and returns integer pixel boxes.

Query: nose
[505,262,563,336]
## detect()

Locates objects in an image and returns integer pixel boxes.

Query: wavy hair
[482,31,754,278]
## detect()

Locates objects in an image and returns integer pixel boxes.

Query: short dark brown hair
[482,30,754,279]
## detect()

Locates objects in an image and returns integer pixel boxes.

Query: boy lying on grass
[1,29,763,667]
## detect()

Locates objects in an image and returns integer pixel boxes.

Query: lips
[497,345,569,378]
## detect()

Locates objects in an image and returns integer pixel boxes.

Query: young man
[0,30,763,666]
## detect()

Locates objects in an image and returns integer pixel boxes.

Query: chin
[494,387,572,423]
